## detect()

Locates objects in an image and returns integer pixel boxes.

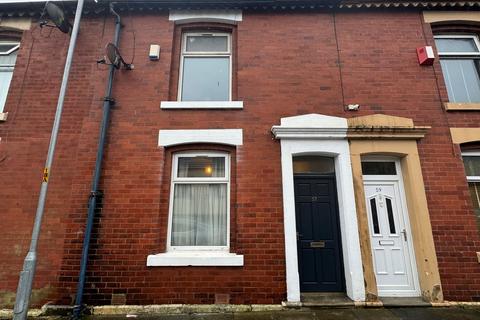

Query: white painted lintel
[169,9,243,25]
[158,129,243,147]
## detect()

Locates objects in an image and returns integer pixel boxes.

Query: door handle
[401,229,407,241]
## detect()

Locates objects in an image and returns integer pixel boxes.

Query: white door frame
[362,157,421,297]
[272,114,365,303]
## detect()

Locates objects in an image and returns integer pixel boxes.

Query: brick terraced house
[1,0,480,311]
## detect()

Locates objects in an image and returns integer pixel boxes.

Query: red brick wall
[1,9,480,307]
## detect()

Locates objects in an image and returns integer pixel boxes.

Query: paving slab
[273,311,317,320]
[312,309,358,320]
[191,313,234,320]
[233,311,274,320]
[352,308,398,320]
[388,307,480,320]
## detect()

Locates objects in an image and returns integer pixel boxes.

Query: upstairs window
[178,32,231,101]
[0,41,19,113]
[434,35,480,103]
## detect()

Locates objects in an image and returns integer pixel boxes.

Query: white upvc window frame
[434,35,480,103]
[0,41,20,116]
[166,151,231,252]
[461,151,480,229]
[177,32,232,102]
[462,151,480,182]
[0,41,19,57]
[435,34,480,56]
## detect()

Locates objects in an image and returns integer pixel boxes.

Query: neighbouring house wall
[0,16,110,306]
[1,8,480,307]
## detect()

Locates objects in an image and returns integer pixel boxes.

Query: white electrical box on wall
[149,44,160,60]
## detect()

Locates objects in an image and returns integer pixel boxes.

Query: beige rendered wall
[349,140,443,302]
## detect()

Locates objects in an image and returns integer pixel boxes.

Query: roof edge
[0,1,479,19]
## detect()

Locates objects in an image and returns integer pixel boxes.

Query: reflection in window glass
[435,38,478,53]
[463,156,480,177]
[293,156,335,174]
[186,35,228,52]
[181,57,230,101]
[362,161,397,175]
[0,44,18,53]
[177,156,225,178]
[468,182,480,232]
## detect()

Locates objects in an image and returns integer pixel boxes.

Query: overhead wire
[126,0,136,65]
[333,10,346,112]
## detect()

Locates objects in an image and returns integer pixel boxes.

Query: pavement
[29,307,480,320]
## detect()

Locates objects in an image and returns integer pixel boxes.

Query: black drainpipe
[73,3,121,318]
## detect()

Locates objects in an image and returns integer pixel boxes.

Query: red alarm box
[417,46,435,65]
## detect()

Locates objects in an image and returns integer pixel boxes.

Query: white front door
[363,160,420,297]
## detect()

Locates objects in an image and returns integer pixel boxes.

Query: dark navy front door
[294,175,345,292]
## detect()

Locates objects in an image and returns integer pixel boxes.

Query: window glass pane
[171,184,227,246]
[0,51,17,66]
[463,156,480,177]
[440,59,480,103]
[385,198,396,234]
[370,198,380,234]
[186,35,228,52]
[177,156,225,178]
[362,161,397,175]
[435,38,479,53]
[0,44,17,54]
[293,156,335,174]
[0,52,16,113]
[181,57,230,101]
[468,182,480,233]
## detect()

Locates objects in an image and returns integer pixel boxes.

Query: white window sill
[444,102,480,111]
[160,101,243,109]
[0,112,8,122]
[147,252,244,267]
